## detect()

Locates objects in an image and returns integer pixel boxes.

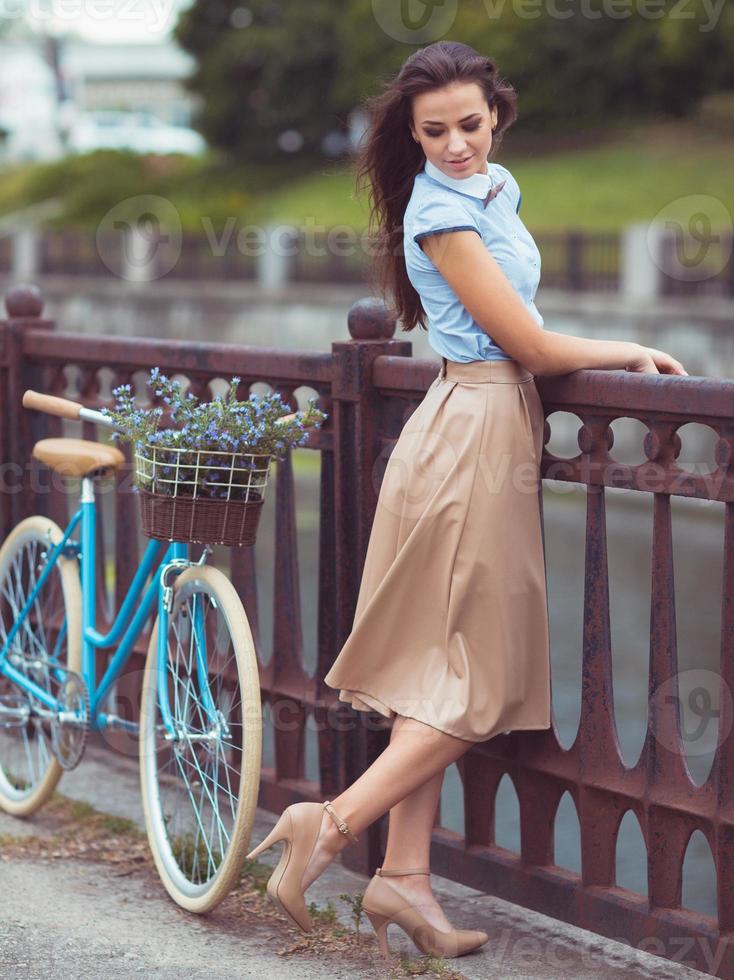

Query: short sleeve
[410,197,481,245]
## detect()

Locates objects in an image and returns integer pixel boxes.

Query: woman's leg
[380,735,455,931]
[300,715,474,894]
[381,713,442,872]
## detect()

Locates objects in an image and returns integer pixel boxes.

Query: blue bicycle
[0,389,263,912]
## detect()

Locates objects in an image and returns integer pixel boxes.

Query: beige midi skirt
[323,356,552,743]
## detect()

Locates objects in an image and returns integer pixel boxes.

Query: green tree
[175,0,734,165]
[174,0,345,166]
[334,0,734,131]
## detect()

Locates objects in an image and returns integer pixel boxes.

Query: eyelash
[424,123,481,138]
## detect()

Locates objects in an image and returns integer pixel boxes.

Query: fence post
[621,221,666,300]
[121,226,160,284]
[258,222,298,291]
[1,284,57,536]
[567,230,584,291]
[11,227,40,280]
[326,296,412,874]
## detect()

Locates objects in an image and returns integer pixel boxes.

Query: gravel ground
[0,741,711,979]
[0,859,384,980]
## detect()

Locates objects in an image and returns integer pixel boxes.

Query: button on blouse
[403,158,543,363]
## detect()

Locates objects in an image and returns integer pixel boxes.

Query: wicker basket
[133,443,273,547]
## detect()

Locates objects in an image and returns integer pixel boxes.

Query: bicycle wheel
[139,563,262,913]
[0,516,82,816]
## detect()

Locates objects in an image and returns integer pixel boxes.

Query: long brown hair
[354,41,518,332]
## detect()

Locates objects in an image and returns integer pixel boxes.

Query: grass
[508,123,734,232]
[169,830,223,880]
[0,792,150,869]
[247,165,369,231]
[292,447,322,477]
[204,118,734,233]
[68,798,96,820]
[100,813,141,836]
[0,117,731,234]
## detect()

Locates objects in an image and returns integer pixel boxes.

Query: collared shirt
[402,156,543,363]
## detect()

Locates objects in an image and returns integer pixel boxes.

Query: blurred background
[2,0,733,920]
[0,0,732,365]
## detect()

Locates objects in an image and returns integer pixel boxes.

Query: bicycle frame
[0,475,215,738]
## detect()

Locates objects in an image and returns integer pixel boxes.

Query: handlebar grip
[22,390,83,421]
[21,392,316,429]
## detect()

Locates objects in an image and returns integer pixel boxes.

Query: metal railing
[1,283,733,975]
[3,226,733,297]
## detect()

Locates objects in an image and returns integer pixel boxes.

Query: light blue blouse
[403,157,543,363]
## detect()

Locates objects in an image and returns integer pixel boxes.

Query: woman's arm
[419,231,687,377]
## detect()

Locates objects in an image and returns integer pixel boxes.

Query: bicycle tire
[0,516,82,816]
[139,563,262,913]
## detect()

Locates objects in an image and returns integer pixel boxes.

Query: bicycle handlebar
[23,389,119,430]
[22,390,308,431]
[22,389,83,421]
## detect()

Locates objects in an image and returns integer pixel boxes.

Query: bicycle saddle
[32,437,125,477]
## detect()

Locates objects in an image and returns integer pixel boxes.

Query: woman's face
[410,81,498,180]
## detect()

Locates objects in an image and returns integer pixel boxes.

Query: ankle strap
[376,866,430,876]
[323,800,359,845]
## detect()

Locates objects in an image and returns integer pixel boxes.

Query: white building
[0,41,64,162]
[62,38,200,127]
[0,30,201,164]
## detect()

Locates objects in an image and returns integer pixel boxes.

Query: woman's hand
[625,345,688,376]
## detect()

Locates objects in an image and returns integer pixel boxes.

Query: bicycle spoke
[157,594,239,879]
[173,744,233,845]
[0,518,81,813]
[172,751,218,874]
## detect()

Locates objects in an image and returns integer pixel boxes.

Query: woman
[246,40,687,959]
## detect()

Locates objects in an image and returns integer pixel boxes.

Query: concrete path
[0,742,709,979]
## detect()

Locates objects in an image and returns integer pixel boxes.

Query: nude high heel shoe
[245,800,358,932]
[362,866,489,959]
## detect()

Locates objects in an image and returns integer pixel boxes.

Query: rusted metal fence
[10,227,734,296]
[1,283,734,975]
[535,229,621,292]
[660,231,734,300]
[289,228,369,284]
[0,237,12,274]
[38,228,120,277]
[152,232,259,282]
[4,227,633,291]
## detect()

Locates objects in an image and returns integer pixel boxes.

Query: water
[33,278,734,380]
